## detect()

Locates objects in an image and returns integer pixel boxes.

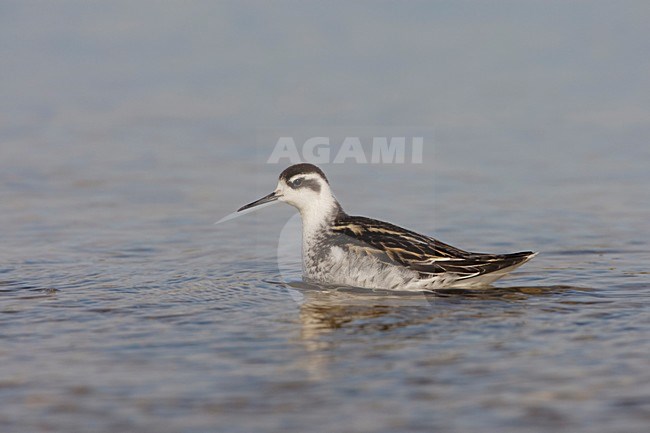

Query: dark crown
[279,163,329,184]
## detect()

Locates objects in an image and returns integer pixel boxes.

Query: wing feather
[331,215,534,280]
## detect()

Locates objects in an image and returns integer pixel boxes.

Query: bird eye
[292,178,303,187]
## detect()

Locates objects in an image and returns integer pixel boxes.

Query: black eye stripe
[289,177,321,193]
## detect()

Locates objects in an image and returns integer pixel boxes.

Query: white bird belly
[303,245,457,291]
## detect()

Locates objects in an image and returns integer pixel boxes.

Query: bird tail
[445,251,538,287]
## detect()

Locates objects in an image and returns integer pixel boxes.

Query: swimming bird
[238,163,536,290]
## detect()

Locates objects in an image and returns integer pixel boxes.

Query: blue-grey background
[1,2,648,432]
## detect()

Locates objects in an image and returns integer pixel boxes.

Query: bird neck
[299,191,343,242]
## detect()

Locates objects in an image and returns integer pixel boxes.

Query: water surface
[1,2,649,432]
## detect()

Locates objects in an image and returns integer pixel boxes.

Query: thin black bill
[237,191,279,212]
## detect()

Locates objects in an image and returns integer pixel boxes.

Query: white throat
[297,185,340,242]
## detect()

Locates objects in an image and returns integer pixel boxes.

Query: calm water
[2,2,649,433]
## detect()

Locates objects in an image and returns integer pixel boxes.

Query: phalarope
[238,163,536,290]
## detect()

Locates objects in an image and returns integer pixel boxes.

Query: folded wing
[331,215,535,281]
